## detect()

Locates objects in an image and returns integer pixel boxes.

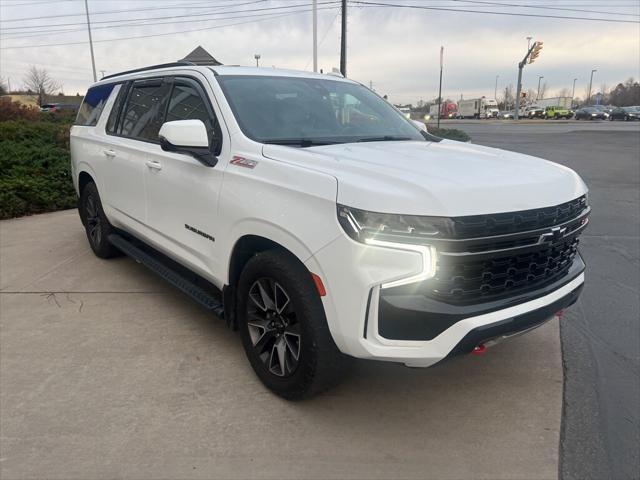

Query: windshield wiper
[356,136,413,143]
[263,139,341,147]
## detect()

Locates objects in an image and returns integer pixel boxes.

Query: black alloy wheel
[79,182,120,258]
[237,250,345,399]
[246,278,301,377]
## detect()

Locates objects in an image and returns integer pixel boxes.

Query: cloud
[1,0,638,103]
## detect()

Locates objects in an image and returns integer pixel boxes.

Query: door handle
[145,160,162,171]
[103,149,116,158]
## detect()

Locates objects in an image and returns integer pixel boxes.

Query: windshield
[216,75,425,146]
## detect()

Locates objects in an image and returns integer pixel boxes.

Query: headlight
[337,205,448,288]
[591,113,597,116]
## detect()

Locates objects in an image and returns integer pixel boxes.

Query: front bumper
[306,234,585,368]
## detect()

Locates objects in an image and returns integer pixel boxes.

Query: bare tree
[557,87,571,98]
[23,66,61,106]
[501,84,514,109]
[0,77,7,96]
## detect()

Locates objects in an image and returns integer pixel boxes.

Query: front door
[143,75,227,280]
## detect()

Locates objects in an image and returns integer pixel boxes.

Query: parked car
[499,110,514,119]
[524,105,545,118]
[40,103,59,112]
[609,106,640,121]
[40,103,79,114]
[71,63,589,399]
[544,105,572,119]
[574,107,607,120]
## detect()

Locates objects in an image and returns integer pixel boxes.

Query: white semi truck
[458,97,499,119]
[535,97,573,109]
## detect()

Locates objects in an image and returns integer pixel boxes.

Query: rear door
[143,75,228,279]
[103,78,171,227]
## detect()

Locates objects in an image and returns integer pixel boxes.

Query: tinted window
[119,81,170,141]
[166,82,221,153]
[106,83,128,134]
[216,75,423,145]
[75,83,115,126]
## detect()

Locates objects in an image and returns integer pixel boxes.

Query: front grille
[450,195,588,238]
[422,196,588,305]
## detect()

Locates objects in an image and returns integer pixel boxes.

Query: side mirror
[411,119,427,132]
[158,120,217,167]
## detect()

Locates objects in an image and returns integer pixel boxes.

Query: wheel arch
[222,231,322,331]
[78,170,95,196]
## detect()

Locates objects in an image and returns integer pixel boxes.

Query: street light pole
[587,69,597,105]
[571,78,577,107]
[312,0,318,72]
[437,46,444,128]
[254,54,261,67]
[537,75,544,100]
[339,0,347,76]
[84,0,97,82]
[526,36,532,51]
[494,75,499,100]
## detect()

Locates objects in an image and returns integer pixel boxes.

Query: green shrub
[427,126,471,142]
[0,119,75,219]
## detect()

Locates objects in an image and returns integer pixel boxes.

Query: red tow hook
[556,309,565,319]
[472,344,487,355]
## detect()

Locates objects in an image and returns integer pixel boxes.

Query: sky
[1,0,639,105]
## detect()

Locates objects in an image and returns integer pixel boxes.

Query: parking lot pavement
[0,210,563,479]
[462,122,640,480]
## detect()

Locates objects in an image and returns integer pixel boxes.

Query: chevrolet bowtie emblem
[539,226,567,244]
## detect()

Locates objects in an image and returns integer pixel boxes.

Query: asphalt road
[456,120,640,480]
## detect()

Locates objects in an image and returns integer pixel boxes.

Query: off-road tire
[79,182,120,258]
[237,249,345,400]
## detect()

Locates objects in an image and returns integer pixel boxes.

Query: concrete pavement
[0,209,563,479]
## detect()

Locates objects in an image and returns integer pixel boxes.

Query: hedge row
[0,119,76,219]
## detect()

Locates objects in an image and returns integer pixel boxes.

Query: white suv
[71,63,589,399]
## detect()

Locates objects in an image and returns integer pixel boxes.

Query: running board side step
[108,233,225,318]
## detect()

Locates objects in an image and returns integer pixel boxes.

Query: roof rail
[101,61,196,81]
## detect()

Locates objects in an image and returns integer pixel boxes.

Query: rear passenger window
[119,81,170,142]
[106,83,128,135]
[76,83,115,126]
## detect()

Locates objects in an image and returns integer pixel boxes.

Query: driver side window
[166,80,222,155]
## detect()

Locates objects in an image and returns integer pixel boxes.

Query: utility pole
[84,0,97,82]
[339,0,347,76]
[537,75,544,100]
[494,75,499,100]
[437,46,443,128]
[587,69,597,105]
[515,41,543,120]
[312,0,318,72]
[571,78,577,107]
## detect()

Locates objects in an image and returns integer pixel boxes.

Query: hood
[262,140,587,217]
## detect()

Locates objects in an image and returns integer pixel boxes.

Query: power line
[452,0,639,17]
[0,0,236,22]
[0,5,341,50]
[1,0,268,38]
[0,1,338,32]
[349,0,640,23]
[1,2,340,42]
